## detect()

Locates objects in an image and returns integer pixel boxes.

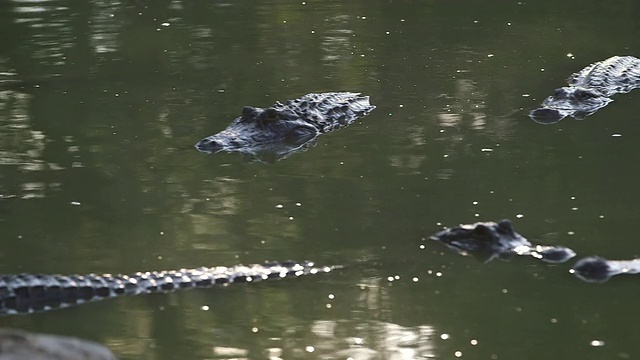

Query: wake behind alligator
[431,220,640,283]
[530,56,640,124]
[195,92,376,163]
[0,261,337,315]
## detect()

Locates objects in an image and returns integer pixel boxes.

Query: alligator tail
[0,261,337,315]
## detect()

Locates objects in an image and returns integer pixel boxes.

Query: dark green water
[1,1,640,359]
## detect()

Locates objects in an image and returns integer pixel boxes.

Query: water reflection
[291,320,437,359]
[3,1,638,360]
[10,0,75,74]
[89,1,123,55]
[321,15,353,65]
[387,49,519,177]
[0,89,49,198]
[434,76,516,144]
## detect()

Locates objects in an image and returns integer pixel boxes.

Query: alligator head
[431,219,576,264]
[430,219,531,262]
[195,106,319,154]
[195,92,375,163]
[529,87,612,124]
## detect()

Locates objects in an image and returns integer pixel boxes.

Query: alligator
[195,92,376,162]
[431,220,640,283]
[529,56,640,124]
[0,260,337,315]
[430,219,577,264]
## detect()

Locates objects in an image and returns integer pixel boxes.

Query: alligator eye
[472,224,493,239]
[242,106,254,116]
[264,108,279,122]
[575,90,595,100]
[496,220,514,236]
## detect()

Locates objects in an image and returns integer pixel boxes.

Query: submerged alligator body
[0,261,336,315]
[570,257,640,283]
[430,219,576,264]
[530,56,640,124]
[432,220,640,283]
[195,92,376,162]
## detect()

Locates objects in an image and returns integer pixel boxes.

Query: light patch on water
[590,340,605,347]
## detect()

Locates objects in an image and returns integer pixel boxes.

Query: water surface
[1,0,640,359]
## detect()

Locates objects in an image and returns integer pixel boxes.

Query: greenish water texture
[1,1,640,359]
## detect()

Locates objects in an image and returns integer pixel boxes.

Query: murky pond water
[1,1,640,359]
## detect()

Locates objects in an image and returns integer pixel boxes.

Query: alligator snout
[194,137,224,153]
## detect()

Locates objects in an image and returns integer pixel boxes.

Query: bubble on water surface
[590,340,605,347]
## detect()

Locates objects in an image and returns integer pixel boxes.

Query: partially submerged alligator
[430,219,576,264]
[195,92,376,162]
[0,261,337,315]
[570,256,640,283]
[530,56,640,124]
[430,220,640,283]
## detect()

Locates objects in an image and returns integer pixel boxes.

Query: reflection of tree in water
[88,1,122,56]
[0,87,81,199]
[437,79,487,132]
[321,15,353,64]
[282,319,437,359]
[387,51,520,179]
[275,277,437,359]
[8,2,75,75]
[436,75,516,141]
[96,274,440,359]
